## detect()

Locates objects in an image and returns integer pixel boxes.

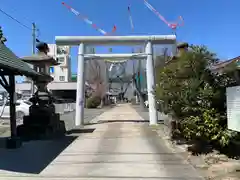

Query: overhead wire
[0,8,32,31]
[0,7,42,41]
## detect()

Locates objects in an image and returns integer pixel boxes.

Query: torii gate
[55,35,176,126]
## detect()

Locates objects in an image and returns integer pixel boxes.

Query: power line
[0,7,42,41]
[0,8,31,31]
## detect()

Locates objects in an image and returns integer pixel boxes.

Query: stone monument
[17,42,66,140]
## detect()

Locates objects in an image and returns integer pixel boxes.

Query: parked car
[144,100,149,108]
[0,100,32,121]
[144,100,163,110]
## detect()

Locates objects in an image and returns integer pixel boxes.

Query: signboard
[227,86,240,132]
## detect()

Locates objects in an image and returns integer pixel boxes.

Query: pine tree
[0,26,7,43]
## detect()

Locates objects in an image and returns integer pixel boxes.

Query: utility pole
[30,23,36,95]
[131,48,137,101]
[138,48,142,92]
[107,48,111,92]
[32,23,36,54]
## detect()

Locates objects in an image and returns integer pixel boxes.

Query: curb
[150,124,206,180]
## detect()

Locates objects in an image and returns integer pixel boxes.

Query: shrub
[86,96,101,108]
[155,45,239,149]
[181,108,230,146]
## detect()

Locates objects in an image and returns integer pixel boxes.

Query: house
[211,56,240,74]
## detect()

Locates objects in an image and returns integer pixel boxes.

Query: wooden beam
[0,75,10,92]
[0,75,9,86]
[0,79,9,92]
[0,68,20,76]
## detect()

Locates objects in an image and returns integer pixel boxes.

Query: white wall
[48,44,72,82]
[52,66,70,82]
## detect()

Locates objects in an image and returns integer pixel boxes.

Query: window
[50,67,54,74]
[59,76,65,81]
[38,65,46,73]
[58,57,65,63]
[57,47,67,55]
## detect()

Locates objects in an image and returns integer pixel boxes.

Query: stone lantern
[17,41,66,141]
[22,42,59,75]
[168,42,189,62]
[22,42,59,91]
[176,42,189,57]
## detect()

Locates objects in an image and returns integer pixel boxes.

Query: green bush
[86,96,101,108]
[155,45,239,148]
[181,108,231,146]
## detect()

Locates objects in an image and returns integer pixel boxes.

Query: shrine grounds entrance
[55,35,176,126]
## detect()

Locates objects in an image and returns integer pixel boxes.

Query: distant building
[211,56,240,74]
[48,44,72,82]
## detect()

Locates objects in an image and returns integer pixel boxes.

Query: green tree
[155,44,237,147]
[155,45,217,118]
[0,26,7,43]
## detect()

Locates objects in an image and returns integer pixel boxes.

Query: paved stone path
[0,104,203,179]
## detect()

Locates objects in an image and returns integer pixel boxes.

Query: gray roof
[0,43,52,81]
[211,56,240,70]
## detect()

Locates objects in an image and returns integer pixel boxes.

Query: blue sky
[1,0,240,74]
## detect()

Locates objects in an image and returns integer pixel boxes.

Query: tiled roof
[211,56,240,70]
[0,43,52,81]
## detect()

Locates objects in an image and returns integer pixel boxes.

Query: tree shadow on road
[0,135,77,174]
[85,120,150,125]
[85,120,164,126]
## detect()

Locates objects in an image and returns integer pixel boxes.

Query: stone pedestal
[17,105,66,141]
[17,91,66,141]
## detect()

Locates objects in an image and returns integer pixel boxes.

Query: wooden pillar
[9,74,17,138]
[6,74,21,149]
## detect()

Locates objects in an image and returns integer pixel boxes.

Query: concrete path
[0,104,203,179]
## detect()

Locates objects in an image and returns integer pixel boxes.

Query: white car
[144,100,149,108]
[144,100,162,108]
[0,100,32,121]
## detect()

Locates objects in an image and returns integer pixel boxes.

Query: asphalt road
[61,108,110,131]
[0,107,110,136]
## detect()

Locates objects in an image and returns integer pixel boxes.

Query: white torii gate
[55,35,176,126]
